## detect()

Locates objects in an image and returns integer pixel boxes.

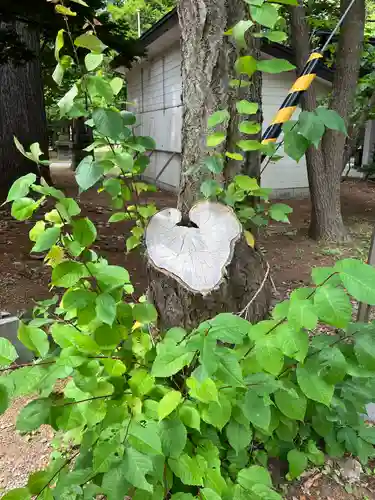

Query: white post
[137,9,141,38]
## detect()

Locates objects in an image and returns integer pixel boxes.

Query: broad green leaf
[255,337,284,375]
[201,394,231,430]
[235,175,259,191]
[298,111,325,147]
[239,121,261,135]
[311,266,340,286]
[237,465,272,490]
[335,258,375,305]
[257,58,295,73]
[0,337,18,366]
[200,489,221,500]
[250,4,279,28]
[274,381,307,420]
[55,4,76,15]
[109,212,132,223]
[306,440,325,465]
[201,313,250,344]
[284,128,309,162]
[207,132,226,147]
[152,340,194,377]
[236,100,258,115]
[75,33,107,53]
[187,377,218,403]
[52,261,89,287]
[269,203,293,223]
[235,56,257,77]
[62,289,95,310]
[168,454,205,486]
[1,489,31,500]
[226,420,252,454]
[101,358,126,377]
[132,303,157,323]
[76,156,104,191]
[55,29,65,61]
[256,30,287,42]
[56,197,81,219]
[129,420,162,455]
[226,152,244,161]
[121,447,153,492]
[317,346,347,385]
[0,383,9,415]
[72,217,97,247]
[204,156,224,174]
[208,110,230,128]
[93,108,124,140]
[6,173,36,202]
[85,53,103,71]
[313,286,352,328]
[354,332,375,371]
[27,470,54,495]
[159,417,187,457]
[296,365,334,406]
[232,20,254,49]
[275,323,308,362]
[179,404,201,431]
[315,107,347,134]
[237,139,262,151]
[287,449,308,479]
[116,152,134,172]
[95,265,130,289]
[11,198,39,221]
[110,77,124,95]
[170,495,195,500]
[93,440,119,473]
[158,390,182,420]
[94,324,122,350]
[86,75,114,103]
[31,227,60,253]
[242,389,271,430]
[288,294,317,330]
[200,180,222,198]
[18,322,49,357]
[216,348,244,386]
[58,84,78,115]
[96,293,117,325]
[16,399,51,432]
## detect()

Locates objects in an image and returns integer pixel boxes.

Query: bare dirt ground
[1,166,375,498]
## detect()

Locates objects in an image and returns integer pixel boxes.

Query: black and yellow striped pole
[261,0,357,146]
[261,51,323,145]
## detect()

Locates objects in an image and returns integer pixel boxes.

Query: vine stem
[0,360,55,373]
[35,448,80,499]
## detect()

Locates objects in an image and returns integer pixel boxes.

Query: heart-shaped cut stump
[145,201,242,294]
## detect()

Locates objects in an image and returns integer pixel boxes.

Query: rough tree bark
[0,19,51,200]
[148,0,271,331]
[290,0,365,241]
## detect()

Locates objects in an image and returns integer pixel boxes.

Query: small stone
[339,458,362,483]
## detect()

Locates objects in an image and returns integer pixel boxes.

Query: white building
[125,8,373,197]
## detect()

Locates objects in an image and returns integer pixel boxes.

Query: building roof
[139,7,333,82]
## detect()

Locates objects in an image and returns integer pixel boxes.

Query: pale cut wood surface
[145,201,242,294]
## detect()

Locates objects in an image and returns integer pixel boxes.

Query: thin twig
[0,360,55,373]
[238,263,270,319]
[36,449,80,498]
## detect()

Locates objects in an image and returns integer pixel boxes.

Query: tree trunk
[290,0,365,241]
[0,20,51,200]
[148,0,271,330]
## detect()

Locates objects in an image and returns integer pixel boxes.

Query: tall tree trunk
[148,0,271,331]
[0,19,51,200]
[290,0,365,241]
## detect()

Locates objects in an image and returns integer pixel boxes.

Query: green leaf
[85,53,103,71]
[7,173,36,203]
[297,365,334,406]
[52,261,88,288]
[1,489,31,500]
[169,454,205,486]
[287,449,308,479]
[269,203,293,223]
[11,198,39,221]
[202,313,251,344]
[315,107,347,134]
[110,77,124,95]
[284,129,309,162]
[311,266,340,286]
[76,156,104,191]
[200,180,222,198]
[159,417,187,457]
[201,394,231,430]
[313,286,352,328]
[95,265,130,290]
[239,121,261,135]
[335,258,375,305]
[55,29,65,61]
[275,323,308,362]
[93,108,124,140]
[297,111,325,147]
[116,152,134,172]
[204,156,224,174]
[200,489,221,500]
[257,58,295,73]
[58,84,78,116]
[0,337,18,366]
[242,389,271,430]
[122,447,153,492]
[187,377,218,403]
[226,420,252,454]
[258,30,288,42]
[62,289,95,310]
[32,227,61,253]
[274,381,307,420]
[216,348,244,386]
[133,303,157,323]
[129,420,162,455]
[208,110,230,128]
[236,100,258,115]
[255,337,284,375]
[86,75,114,103]
[232,20,254,49]
[250,4,279,28]
[18,322,49,357]
[16,399,51,432]
[237,139,262,151]
[0,383,9,415]
[226,152,244,161]
[237,465,272,490]
[179,404,201,431]
[354,332,375,370]
[158,390,182,420]
[27,470,54,495]
[207,132,226,147]
[93,440,118,473]
[288,294,317,330]
[306,440,325,465]
[96,293,117,326]
[72,218,97,247]
[152,343,194,378]
[235,56,257,77]
[75,33,107,53]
